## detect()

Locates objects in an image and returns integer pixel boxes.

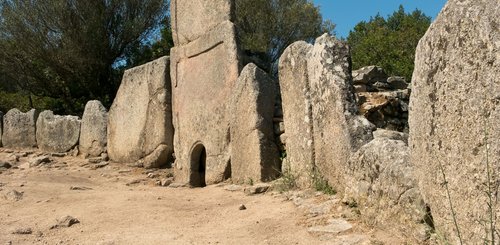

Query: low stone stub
[80,100,108,157]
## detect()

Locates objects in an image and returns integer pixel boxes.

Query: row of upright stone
[0,101,107,158]
[277,0,499,242]
[278,34,427,239]
[0,0,496,243]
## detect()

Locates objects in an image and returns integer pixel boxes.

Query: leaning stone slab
[308,34,375,193]
[279,35,374,190]
[107,56,174,168]
[80,100,108,158]
[36,110,80,153]
[171,0,234,46]
[2,109,38,149]
[230,63,280,183]
[278,41,315,188]
[409,0,500,243]
[170,20,241,185]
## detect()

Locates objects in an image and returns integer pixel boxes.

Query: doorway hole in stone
[190,144,206,187]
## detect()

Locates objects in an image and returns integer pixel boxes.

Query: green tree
[235,0,335,75]
[125,15,174,68]
[347,5,431,80]
[0,0,168,114]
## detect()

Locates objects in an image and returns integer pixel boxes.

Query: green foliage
[312,170,336,195]
[247,178,254,186]
[347,5,431,80]
[126,16,174,68]
[0,91,65,114]
[0,0,168,114]
[235,0,334,75]
[274,159,298,193]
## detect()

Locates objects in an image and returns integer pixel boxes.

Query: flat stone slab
[307,219,353,235]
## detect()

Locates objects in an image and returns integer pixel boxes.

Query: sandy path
[0,151,401,245]
[0,157,321,244]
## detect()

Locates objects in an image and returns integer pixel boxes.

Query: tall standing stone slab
[409,0,499,243]
[0,111,3,147]
[278,41,315,187]
[80,100,108,157]
[230,63,280,183]
[36,110,81,153]
[2,109,38,149]
[308,34,374,193]
[170,0,241,185]
[279,35,374,189]
[108,56,174,168]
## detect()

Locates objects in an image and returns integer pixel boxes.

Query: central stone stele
[170,0,242,185]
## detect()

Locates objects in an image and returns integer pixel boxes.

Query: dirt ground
[0,149,404,245]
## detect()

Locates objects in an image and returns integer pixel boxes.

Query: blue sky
[313,0,448,37]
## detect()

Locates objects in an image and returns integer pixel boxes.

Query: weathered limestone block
[409,0,500,243]
[280,35,375,189]
[2,109,38,149]
[230,63,280,183]
[36,110,80,153]
[171,19,241,185]
[278,41,315,187]
[345,136,429,242]
[108,56,174,168]
[80,100,108,157]
[171,0,233,46]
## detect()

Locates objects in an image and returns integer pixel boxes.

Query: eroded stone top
[171,0,234,46]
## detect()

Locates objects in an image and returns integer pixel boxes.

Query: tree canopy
[347,6,431,80]
[0,0,333,113]
[0,0,168,114]
[235,0,334,75]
